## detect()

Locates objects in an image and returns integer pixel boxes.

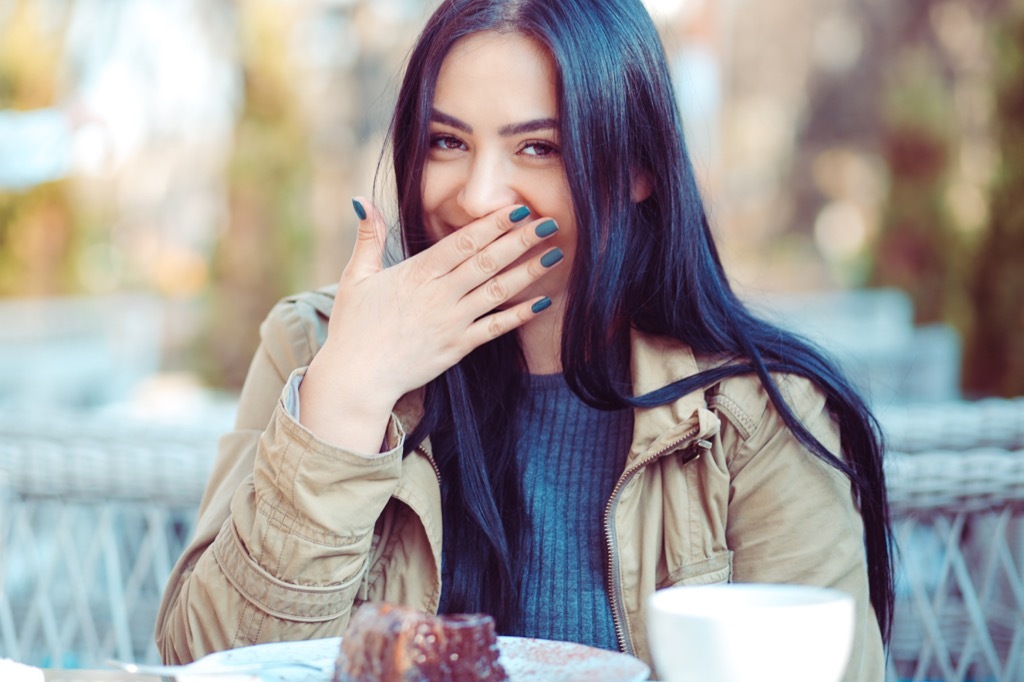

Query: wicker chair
[3,397,1023,678]
[881,400,1024,682]
[0,409,223,668]
[877,398,1024,453]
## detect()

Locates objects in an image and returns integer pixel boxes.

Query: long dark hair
[386,0,893,642]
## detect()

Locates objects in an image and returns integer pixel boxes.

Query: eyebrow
[430,108,558,136]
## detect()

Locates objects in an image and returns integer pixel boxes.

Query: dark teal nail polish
[531,297,552,314]
[540,247,564,268]
[352,199,367,221]
[534,219,558,238]
[509,206,531,222]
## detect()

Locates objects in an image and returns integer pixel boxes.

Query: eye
[429,134,467,151]
[519,140,560,158]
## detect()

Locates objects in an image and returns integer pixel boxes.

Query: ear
[631,168,654,203]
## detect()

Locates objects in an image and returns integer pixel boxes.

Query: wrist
[298,349,401,453]
[314,341,405,404]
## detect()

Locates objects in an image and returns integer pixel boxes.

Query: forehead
[433,31,559,120]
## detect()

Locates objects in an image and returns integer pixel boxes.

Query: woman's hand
[298,197,561,453]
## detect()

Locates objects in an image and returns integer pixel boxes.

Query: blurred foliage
[192,3,313,390]
[3,0,1023,397]
[0,184,79,295]
[0,1,62,108]
[870,48,964,325]
[775,0,1023,396]
[963,2,1024,396]
[0,1,79,297]
[862,0,1024,396]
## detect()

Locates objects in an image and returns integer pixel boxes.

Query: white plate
[187,636,650,682]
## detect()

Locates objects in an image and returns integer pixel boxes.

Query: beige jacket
[156,287,885,680]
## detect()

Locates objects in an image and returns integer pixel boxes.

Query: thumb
[345,196,389,279]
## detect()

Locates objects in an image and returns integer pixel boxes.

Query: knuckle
[486,315,505,340]
[438,335,463,359]
[455,232,477,257]
[519,228,534,248]
[485,277,507,304]
[475,250,498,275]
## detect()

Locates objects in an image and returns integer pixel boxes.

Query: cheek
[420,165,444,213]
[419,165,451,240]
[534,182,576,233]
[533,169,572,211]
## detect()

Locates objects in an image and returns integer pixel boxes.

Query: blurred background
[2,0,1024,674]
[1,0,1022,407]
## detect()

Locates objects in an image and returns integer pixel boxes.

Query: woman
[156,0,892,679]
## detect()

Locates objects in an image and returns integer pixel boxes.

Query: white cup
[646,583,855,682]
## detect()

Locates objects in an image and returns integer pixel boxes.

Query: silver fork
[106,658,326,679]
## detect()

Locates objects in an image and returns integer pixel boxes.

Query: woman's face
[422,31,577,308]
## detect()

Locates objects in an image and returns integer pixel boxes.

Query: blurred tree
[781,0,1024,396]
[193,1,312,390]
[194,1,425,390]
[0,1,63,109]
[963,1,1024,396]
[783,0,972,315]
[0,183,80,295]
[0,1,80,297]
[870,48,963,324]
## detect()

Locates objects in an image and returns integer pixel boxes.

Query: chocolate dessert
[334,602,508,682]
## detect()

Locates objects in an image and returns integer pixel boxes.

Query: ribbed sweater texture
[506,372,632,650]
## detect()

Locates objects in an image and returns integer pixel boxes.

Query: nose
[457,152,518,219]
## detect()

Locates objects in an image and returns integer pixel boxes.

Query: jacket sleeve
[155,297,405,664]
[713,374,886,682]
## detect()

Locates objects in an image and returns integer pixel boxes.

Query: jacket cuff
[214,387,407,616]
[281,367,405,459]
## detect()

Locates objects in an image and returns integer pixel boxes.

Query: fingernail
[352,199,367,221]
[540,247,564,268]
[509,206,531,222]
[531,297,552,314]
[534,219,558,238]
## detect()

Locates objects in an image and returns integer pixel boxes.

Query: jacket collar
[391,328,716,463]
[627,328,718,462]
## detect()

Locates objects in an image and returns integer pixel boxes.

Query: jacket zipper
[416,445,442,483]
[415,444,443,613]
[603,427,710,656]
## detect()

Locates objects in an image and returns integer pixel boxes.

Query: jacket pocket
[658,551,733,588]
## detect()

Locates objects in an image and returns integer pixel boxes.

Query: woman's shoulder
[695,352,830,442]
[257,284,338,371]
[630,329,828,434]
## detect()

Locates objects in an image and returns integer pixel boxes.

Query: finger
[420,204,533,276]
[451,217,559,291]
[459,245,563,316]
[344,196,388,280]
[462,296,554,349]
